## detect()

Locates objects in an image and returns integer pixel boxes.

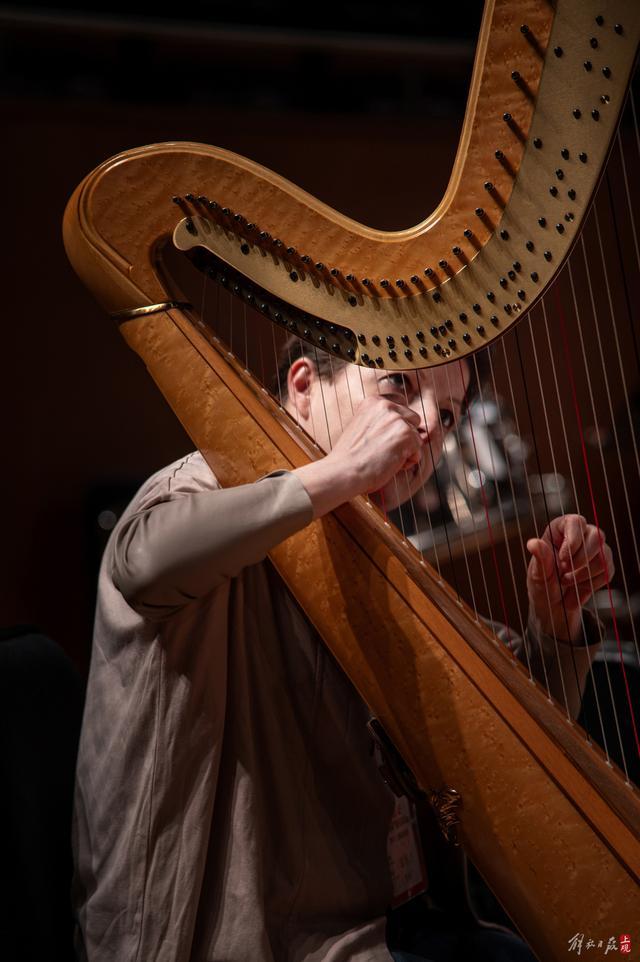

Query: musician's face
[286,357,470,509]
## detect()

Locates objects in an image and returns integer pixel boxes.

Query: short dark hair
[274,334,491,408]
[274,336,347,402]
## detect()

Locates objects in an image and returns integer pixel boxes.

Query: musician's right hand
[293,395,427,518]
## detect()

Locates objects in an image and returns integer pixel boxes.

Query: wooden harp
[63,0,640,957]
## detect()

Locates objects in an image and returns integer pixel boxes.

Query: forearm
[493,613,600,719]
[525,611,601,719]
[112,472,313,614]
[292,458,358,519]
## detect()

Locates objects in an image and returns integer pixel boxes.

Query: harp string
[395,371,425,551]
[440,365,482,623]
[328,355,345,436]
[398,425,424,552]
[348,357,417,532]
[191,266,604,708]
[463,357,514,649]
[287,339,301,426]
[393,379,423,548]
[630,85,640,184]
[352,364,397,557]
[200,265,208,332]
[312,345,335,451]
[423,371,468,602]
[473,352,525,638]
[422,368,469,606]
[553,282,640,768]
[297,337,320,449]
[403,475,422,552]
[484,349,536,680]
[615,130,640,286]
[575,236,640,663]
[604,171,640,377]
[526,301,587,718]
[472,356,529,650]
[538,292,613,752]
[587,197,640,748]
[496,336,560,700]
[415,372,463,599]
[258,325,266,392]
[203,278,568,720]
[271,323,284,408]
[410,373,444,581]
[371,370,410,544]
[403,370,444,556]
[365,371,387,520]
[178,100,640,771]
[349,366,404,537]
[496,338,541,551]
[243,302,249,374]
[354,365,387,546]
[593,205,640,485]
[513,325,574,662]
[341,354,356,417]
[213,275,221,353]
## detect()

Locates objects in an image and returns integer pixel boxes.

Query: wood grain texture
[64,1,639,373]
[119,304,640,960]
[62,0,640,957]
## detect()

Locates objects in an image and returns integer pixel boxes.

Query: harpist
[72,348,611,962]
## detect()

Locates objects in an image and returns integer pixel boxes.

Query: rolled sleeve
[491,611,602,719]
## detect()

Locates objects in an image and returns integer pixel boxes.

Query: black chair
[0,627,84,962]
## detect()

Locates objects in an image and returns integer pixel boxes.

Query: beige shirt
[73,452,597,962]
[74,452,395,962]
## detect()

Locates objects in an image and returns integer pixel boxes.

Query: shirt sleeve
[490,612,601,719]
[110,454,313,619]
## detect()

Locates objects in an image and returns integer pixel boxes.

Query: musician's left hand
[526,514,614,642]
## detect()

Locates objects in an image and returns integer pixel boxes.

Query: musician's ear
[286,356,317,418]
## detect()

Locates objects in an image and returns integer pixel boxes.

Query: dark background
[2,3,638,706]
[1,2,483,672]
[2,8,639,954]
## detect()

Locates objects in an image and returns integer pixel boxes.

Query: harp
[63,0,640,957]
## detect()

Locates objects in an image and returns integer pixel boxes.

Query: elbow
[110,545,192,622]
[110,513,172,611]
[111,533,157,609]
[110,518,230,620]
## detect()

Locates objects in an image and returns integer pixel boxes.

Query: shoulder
[152,450,218,489]
[128,451,220,514]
